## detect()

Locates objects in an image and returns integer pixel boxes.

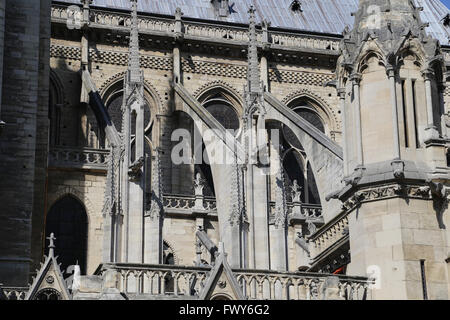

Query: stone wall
[46,169,106,275]
[0,0,51,286]
[30,0,52,277]
[347,198,449,299]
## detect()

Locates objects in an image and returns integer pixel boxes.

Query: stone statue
[290,179,302,202]
[194,172,205,196]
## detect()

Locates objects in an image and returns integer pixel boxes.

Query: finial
[175,7,184,20]
[248,5,256,15]
[47,233,56,257]
[82,0,92,8]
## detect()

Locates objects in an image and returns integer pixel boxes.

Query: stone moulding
[47,186,95,223]
[193,79,243,102]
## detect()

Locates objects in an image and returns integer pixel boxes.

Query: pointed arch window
[203,94,240,132]
[291,101,325,133]
[45,195,88,274]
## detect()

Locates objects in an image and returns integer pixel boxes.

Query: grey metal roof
[55,0,450,44]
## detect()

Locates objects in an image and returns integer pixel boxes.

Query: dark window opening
[411,80,420,148]
[204,101,240,132]
[401,80,409,148]
[283,150,306,203]
[195,145,215,197]
[294,108,325,133]
[45,195,88,274]
[34,288,62,301]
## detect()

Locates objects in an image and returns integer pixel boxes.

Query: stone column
[387,66,401,159]
[246,116,270,270]
[260,55,269,92]
[127,102,145,264]
[338,88,349,175]
[422,69,439,141]
[351,73,363,167]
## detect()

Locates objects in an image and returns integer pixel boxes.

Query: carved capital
[337,87,346,99]
[350,73,362,85]
[385,64,396,78]
[421,68,435,81]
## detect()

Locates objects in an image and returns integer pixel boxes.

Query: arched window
[291,101,325,133]
[199,90,241,133]
[45,195,88,274]
[34,288,62,301]
[268,120,321,205]
[204,97,240,132]
[101,84,152,148]
[49,74,63,146]
[195,145,216,197]
[283,149,306,203]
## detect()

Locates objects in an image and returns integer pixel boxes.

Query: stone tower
[0,0,51,286]
[336,0,449,299]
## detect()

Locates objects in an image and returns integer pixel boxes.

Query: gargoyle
[128,156,145,180]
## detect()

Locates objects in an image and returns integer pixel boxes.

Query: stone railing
[270,30,340,51]
[97,263,210,297]
[269,202,323,220]
[49,146,109,170]
[234,269,370,300]
[1,287,27,300]
[51,4,341,55]
[184,21,249,42]
[308,212,349,260]
[97,263,371,300]
[162,194,217,214]
[92,9,175,34]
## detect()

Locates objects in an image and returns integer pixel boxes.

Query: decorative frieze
[341,184,433,213]
[182,58,247,79]
[269,69,334,86]
[50,44,172,70]
[50,45,81,60]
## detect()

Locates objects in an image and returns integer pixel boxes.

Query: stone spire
[128,0,142,85]
[247,6,260,95]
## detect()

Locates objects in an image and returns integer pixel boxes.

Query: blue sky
[442,0,450,9]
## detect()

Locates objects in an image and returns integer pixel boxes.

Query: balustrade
[51,4,340,54]
[49,146,109,170]
[97,264,371,300]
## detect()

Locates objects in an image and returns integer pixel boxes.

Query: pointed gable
[25,233,71,300]
[199,243,244,300]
